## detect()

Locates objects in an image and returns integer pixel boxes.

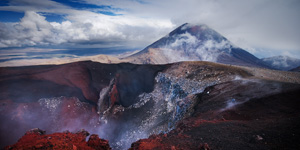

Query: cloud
[0,10,174,48]
[81,0,300,57]
[160,29,233,63]
[0,11,57,47]
[0,0,300,58]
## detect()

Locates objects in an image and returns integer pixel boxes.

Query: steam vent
[1,22,300,150]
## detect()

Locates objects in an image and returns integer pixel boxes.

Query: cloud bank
[0,10,174,49]
[0,0,300,58]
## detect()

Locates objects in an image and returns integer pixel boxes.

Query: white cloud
[81,0,300,57]
[160,31,233,63]
[1,11,58,47]
[195,40,232,62]
[0,10,174,48]
[0,0,300,58]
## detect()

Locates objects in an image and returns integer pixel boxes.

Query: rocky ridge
[130,79,300,150]
[4,128,111,150]
[1,61,300,149]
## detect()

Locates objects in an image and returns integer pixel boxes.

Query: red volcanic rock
[0,96,101,148]
[199,143,210,150]
[129,132,198,150]
[0,61,167,147]
[4,129,111,150]
[32,62,99,103]
[109,74,120,107]
[129,135,166,150]
[130,81,300,150]
[88,134,111,150]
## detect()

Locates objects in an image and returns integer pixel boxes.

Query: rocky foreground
[4,128,111,150]
[129,80,300,150]
[1,61,300,149]
[5,79,300,150]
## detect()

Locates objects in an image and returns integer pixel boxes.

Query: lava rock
[76,129,90,137]
[87,134,111,150]
[199,143,210,150]
[25,128,46,135]
[4,129,111,150]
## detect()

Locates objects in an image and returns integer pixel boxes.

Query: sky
[0,0,300,59]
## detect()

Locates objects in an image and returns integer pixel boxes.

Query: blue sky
[0,0,300,59]
[0,0,120,22]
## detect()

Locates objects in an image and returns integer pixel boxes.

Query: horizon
[1,0,300,64]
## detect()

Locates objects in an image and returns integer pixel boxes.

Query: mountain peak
[168,23,226,43]
[127,23,270,68]
[138,23,230,54]
[179,23,209,31]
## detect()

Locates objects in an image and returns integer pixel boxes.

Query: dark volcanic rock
[0,61,167,104]
[0,96,100,148]
[0,61,168,148]
[290,65,300,72]
[88,134,111,150]
[130,80,300,150]
[1,60,300,149]
[4,129,111,150]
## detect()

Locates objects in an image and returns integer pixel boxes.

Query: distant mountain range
[125,23,270,68]
[261,55,300,71]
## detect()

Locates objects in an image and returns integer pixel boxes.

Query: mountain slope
[290,66,300,72]
[261,55,300,71]
[126,23,270,68]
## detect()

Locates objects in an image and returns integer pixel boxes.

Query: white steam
[160,32,233,63]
